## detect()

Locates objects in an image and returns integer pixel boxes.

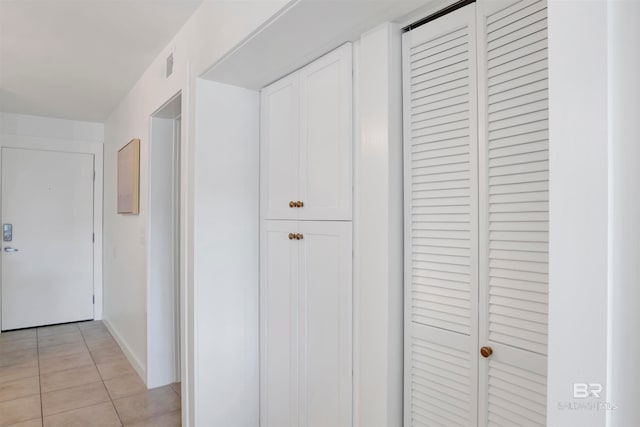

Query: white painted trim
[353,22,404,427]
[192,78,260,426]
[0,134,104,328]
[396,0,462,29]
[147,103,181,389]
[181,60,194,427]
[103,317,147,383]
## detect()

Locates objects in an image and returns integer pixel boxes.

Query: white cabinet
[260,43,354,427]
[260,220,352,427]
[403,1,549,426]
[261,43,352,221]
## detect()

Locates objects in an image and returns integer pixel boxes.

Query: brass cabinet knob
[480,346,493,358]
[289,201,296,208]
[288,233,295,240]
[295,201,304,208]
[295,233,304,240]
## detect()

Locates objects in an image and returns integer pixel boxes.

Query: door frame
[0,134,104,332]
[148,91,182,388]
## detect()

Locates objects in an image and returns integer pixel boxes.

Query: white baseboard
[102,317,147,385]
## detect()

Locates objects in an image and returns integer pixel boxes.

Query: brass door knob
[480,346,493,358]
[288,233,295,240]
[295,233,304,240]
[289,201,296,208]
[295,201,304,208]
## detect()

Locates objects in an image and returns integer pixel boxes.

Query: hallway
[0,321,180,426]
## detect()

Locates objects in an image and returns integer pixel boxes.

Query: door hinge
[92,233,95,243]
[92,295,95,304]
[93,170,96,181]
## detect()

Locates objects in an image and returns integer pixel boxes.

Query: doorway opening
[148,93,182,388]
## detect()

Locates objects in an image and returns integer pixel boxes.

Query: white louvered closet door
[404,0,549,426]
[403,5,479,426]
[477,0,549,425]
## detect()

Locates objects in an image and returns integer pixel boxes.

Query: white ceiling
[0,0,202,122]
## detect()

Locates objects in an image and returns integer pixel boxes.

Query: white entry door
[1,147,95,330]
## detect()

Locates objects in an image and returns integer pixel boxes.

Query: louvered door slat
[489,141,548,160]
[487,0,545,25]
[490,277,548,295]
[486,352,547,426]
[411,42,469,71]
[412,95,469,118]
[488,99,547,123]
[490,304,547,326]
[412,87,468,109]
[409,329,474,427]
[488,89,546,114]
[490,248,547,262]
[411,28,468,60]
[411,52,469,79]
[487,16,547,49]
[489,35,547,71]
[488,68,547,97]
[413,110,470,130]
[414,182,470,196]
[404,4,478,426]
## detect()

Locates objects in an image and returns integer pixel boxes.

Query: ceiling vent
[166,52,174,78]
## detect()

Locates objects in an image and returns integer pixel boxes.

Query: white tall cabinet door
[477,0,549,425]
[403,5,479,426]
[261,220,299,426]
[261,43,353,427]
[299,44,352,221]
[298,221,352,427]
[261,73,300,220]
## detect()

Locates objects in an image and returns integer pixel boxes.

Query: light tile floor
[0,321,181,427]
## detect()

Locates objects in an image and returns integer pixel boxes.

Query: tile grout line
[78,323,126,427]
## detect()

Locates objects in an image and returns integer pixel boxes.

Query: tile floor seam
[39,362,97,377]
[0,376,40,405]
[40,379,105,397]
[78,323,125,427]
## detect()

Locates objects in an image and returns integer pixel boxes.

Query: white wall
[0,112,104,325]
[608,1,640,426]
[102,1,287,424]
[353,23,404,427]
[547,1,609,426]
[193,79,260,426]
[0,112,103,143]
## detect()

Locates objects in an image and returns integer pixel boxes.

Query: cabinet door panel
[299,44,352,220]
[261,74,300,220]
[298,221,352,427]
[261,221,299,426]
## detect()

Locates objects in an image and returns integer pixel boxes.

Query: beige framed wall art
[117,138,140,214]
